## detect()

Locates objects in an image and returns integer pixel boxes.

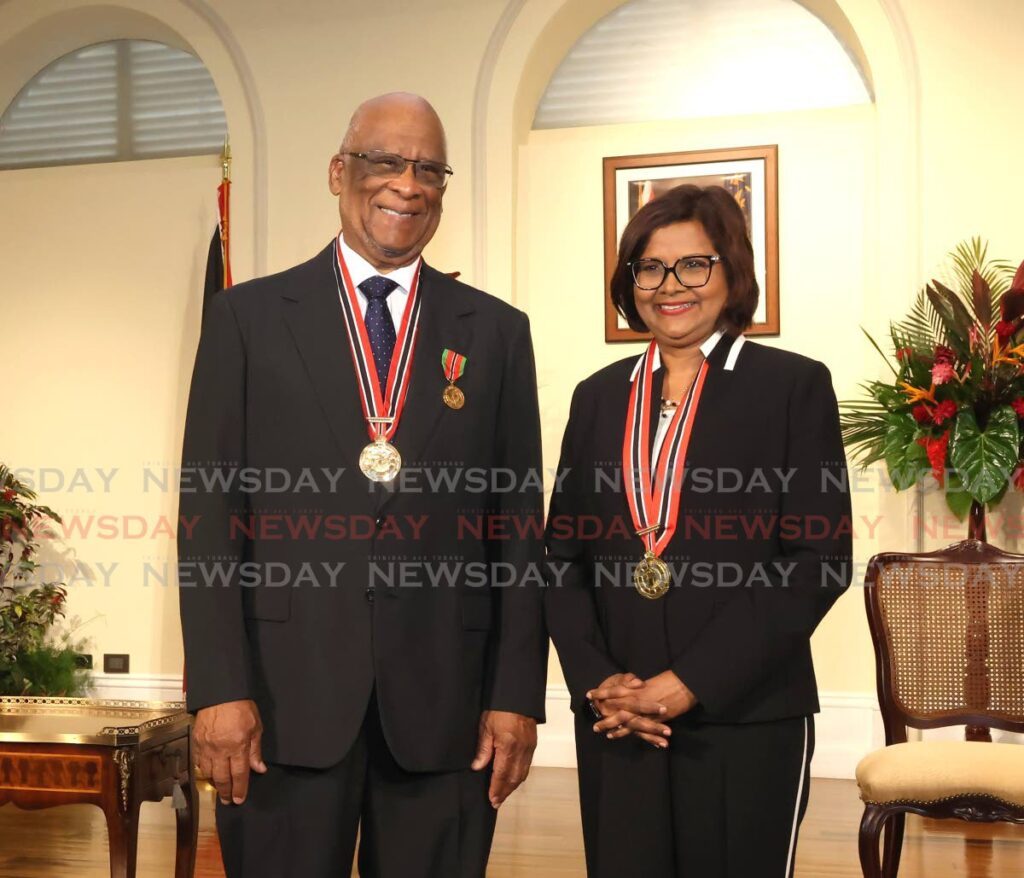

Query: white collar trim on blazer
[630,329,745,380]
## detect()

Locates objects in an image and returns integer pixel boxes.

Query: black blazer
[545,335,852,724]
[178,242,547,772]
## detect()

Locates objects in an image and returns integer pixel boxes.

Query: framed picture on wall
[602,145,779,343]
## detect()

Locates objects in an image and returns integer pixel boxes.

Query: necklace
[660,371,699,414]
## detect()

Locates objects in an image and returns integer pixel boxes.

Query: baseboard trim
[86,674,885,779]
[535,687,576,769]
[90,672,185,704]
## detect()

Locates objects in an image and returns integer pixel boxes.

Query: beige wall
[1,0,1023,701]
[0,155,218,672]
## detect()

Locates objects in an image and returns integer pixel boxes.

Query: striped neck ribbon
[333,239,423,442]
[622,341,709,557]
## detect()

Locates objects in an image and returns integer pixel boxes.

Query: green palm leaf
[943,237,1015,338]
[861,328,898,376]
[840,392,896,466]
[892,288,944,350]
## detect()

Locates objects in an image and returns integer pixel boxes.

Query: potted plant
[840,239,1024,541]
[0,463,89,696]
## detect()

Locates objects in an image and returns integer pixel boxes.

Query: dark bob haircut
[610,184,759,335]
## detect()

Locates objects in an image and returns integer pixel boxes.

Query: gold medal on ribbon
[333,239,423,483]
[622,341,709,600]
[633,551,671,600]
[441,348,467,410]
[359,436,402,483]
[443,383,465,410]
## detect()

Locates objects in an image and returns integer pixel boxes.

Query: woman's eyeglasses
[628,255,722,290]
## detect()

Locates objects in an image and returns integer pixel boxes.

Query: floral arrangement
[840,240,1024,522]
[0,463,89,696]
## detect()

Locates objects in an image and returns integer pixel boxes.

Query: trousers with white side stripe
[575,713,813,878]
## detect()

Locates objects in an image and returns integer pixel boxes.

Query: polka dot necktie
[359,275,399,385]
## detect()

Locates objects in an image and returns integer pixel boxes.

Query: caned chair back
[865,539,1024,744]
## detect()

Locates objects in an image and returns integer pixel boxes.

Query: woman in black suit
[545,184,852,877]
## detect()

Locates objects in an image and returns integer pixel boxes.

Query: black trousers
[575,713,814,878]
[217,696,496,878]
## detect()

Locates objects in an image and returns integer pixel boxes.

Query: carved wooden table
[0,697,197,878]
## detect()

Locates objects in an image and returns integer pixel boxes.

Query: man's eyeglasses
[343,150,453,190]
[628,255,722,290]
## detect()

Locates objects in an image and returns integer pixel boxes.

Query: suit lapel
[683,334,740,473]
[280,243,369,464]
[646,333,738,465]
[377,265,474,511]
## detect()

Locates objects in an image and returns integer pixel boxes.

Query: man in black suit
[178,92,547,878]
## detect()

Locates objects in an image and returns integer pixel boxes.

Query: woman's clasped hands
[586,671,698,749]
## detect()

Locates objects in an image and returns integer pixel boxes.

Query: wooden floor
[1,771,1021,876]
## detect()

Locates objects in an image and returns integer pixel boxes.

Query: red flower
[932,400,957,425]
[933,345,955,364]
[996,320,1017,340]
[895,347,913,362]
[0,488,14,503]
[916,431,949,486]
[932,361,955,385]
[1013,398,1024,418]
[911,404,932,423]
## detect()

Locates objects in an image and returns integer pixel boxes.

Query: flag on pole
[202,140,233,323]
[187,141,232,697]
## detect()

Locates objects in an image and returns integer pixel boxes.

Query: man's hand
[193,699,267,805]
[471,710,537,809]
[587,672,671,748]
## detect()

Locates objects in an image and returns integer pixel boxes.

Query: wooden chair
[856,539,1024,877]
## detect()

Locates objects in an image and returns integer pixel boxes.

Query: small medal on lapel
[441,348,467,410]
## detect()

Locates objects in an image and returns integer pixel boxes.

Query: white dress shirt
[337,233,420,327]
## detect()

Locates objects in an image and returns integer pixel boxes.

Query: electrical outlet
[103,654,130,674]
[74,653,93,669]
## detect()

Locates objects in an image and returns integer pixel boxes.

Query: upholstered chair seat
[857,740,1024,808]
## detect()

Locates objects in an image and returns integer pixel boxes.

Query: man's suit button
[365,586,375,602]
[375,517,384,528]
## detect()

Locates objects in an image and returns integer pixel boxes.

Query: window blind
[533,0,871,130]
[0,40,227,170]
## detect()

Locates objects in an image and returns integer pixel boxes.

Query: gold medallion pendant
[359,437,402,482]
[633,551,670,600]
[443,383,465,410]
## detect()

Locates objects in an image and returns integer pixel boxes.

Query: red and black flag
[202,144,233,323]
